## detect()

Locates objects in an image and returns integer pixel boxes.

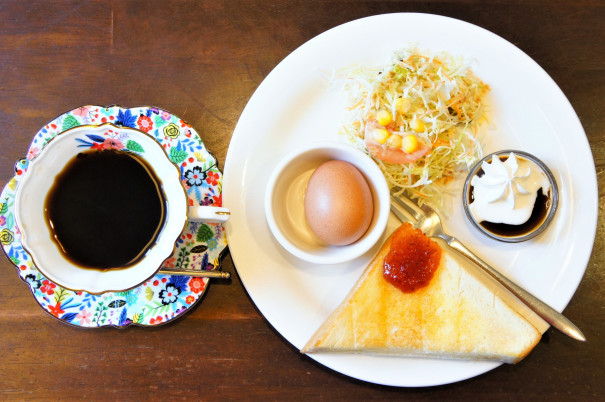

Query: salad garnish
[340,48,490,207]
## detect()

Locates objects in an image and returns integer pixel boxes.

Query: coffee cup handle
[188,206,230,223]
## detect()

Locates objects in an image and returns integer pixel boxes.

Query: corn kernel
[396,97,411,114]
[372,128,390,144]
[376,109,393,126]
[409,118,425,133]
[402,135,419,153]
[386,134,402,149]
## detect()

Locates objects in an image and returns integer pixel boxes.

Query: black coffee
[45,150,166,270]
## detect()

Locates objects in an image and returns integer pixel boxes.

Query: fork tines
[390,192,423,222]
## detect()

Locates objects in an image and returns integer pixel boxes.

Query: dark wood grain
[0,1,603,399]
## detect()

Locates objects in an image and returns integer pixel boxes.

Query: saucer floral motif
[0,105,228,328]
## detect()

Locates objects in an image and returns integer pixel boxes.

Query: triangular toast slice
[302,223,541,363]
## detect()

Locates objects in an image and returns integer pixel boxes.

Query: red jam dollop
[383,223,442,293]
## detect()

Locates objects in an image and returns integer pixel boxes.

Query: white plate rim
[223,13,598,387]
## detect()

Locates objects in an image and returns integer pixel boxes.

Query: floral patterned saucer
[0,105,228,328]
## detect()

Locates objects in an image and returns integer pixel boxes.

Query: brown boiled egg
[304,160,374,246]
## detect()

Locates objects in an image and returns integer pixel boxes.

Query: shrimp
[364,120,430,164]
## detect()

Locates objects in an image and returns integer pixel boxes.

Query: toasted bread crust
[302,224,541,363]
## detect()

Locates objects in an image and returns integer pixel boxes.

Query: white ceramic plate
[223,13,598,387]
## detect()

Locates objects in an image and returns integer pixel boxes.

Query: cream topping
[469,153,550,225]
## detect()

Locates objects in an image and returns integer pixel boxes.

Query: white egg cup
[265,141,390,264]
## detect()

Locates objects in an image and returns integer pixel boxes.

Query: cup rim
[462,149,559,243]
[15,123,189,294]
[264,141,390,264]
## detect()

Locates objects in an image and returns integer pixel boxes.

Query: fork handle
[446,238,585,342]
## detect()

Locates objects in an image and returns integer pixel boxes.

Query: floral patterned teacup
[14,124,229,294]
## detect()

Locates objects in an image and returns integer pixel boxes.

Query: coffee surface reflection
[45,150,166,270]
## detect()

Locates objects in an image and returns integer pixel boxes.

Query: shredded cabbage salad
[339,48,490,207]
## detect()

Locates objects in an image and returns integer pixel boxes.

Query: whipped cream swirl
[469,152,551,225]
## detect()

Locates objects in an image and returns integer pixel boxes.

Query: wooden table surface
[0,1,603,399]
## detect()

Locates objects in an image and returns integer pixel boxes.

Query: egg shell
[304,160,374,246]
